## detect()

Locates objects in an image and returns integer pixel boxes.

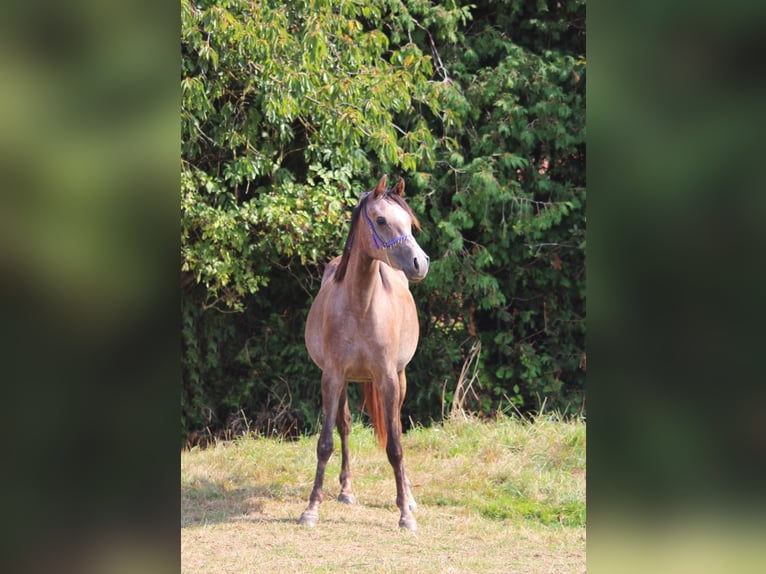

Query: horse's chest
[330,309,417,378]
[305,278,420,378]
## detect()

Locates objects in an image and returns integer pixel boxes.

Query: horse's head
[360,175,430,282]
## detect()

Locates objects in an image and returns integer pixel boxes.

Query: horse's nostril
[426,255,430,264]
[413,257,420,271]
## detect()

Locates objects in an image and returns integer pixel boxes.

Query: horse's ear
[393,177,405,196]
[373,174,388,197]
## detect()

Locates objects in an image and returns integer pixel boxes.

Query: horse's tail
[361,381,387,448]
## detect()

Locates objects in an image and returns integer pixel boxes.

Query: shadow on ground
[181,477,307,526]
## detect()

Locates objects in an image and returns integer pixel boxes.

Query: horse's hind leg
[299,371,342,527]
[336,387,357,504]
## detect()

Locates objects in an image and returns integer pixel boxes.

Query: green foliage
[181,0,585,443]
[409,0,586,419]
[181,0,463,310]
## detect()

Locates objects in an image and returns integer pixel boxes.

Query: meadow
[181,414,585,573]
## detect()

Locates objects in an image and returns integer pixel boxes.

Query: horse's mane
[333,188,420,282]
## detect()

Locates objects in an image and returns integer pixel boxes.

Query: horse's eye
[376,216,386,226]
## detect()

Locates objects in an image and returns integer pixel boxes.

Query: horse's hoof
[398,516,418,531]
[298,512,318,527]
[338,493,357,505]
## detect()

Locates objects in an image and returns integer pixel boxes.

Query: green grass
[404,414,586,526]
[182,414,586,573]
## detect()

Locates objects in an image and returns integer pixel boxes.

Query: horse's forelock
[386,191,421,230]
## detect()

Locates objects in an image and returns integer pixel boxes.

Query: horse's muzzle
[406,251,429,283]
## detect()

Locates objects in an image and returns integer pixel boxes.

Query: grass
[181,414,585,573]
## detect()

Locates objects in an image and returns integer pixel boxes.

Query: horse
[299,174,430,531]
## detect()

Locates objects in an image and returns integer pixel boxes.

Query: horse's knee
[386,438,403,465]
[317,436,334,461]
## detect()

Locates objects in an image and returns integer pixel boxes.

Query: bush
[181,0,585,444]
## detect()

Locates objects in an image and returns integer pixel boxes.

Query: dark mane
[333,193,369,282]
[333,188,420,282]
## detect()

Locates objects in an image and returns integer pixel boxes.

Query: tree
[181,0,471,440]
[181,0,586,443]
[405,0,586,421]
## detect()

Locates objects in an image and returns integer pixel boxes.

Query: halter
[362,207,412,250]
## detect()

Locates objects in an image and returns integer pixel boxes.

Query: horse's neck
[343,251,384,314]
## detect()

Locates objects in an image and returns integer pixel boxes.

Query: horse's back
[321,256,342,286]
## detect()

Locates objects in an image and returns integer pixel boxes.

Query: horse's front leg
[382,372,417,531]
[398,370,417,512]
[336,386,356,504]
[299,371,342,527]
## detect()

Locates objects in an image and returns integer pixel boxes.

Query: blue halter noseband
[362,207,411,250]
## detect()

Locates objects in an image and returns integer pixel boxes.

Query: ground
[181,416,586,574]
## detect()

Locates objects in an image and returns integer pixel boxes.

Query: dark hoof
[298,512,318,527]
[337,493,357,505]
[398,516,418,531]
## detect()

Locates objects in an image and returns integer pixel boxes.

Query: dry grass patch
[182,415,585,573]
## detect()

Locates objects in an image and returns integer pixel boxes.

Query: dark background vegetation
[181,0,587,445]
